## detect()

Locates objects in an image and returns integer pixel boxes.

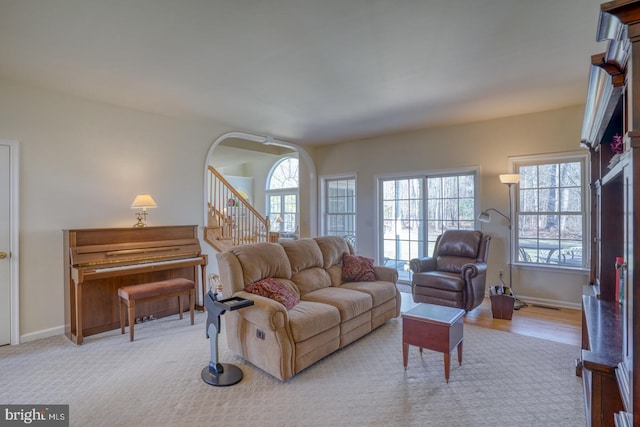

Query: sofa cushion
[287,301,341,342]
[230,242,292,284]
[340,281,397,307]
[281,239,332,295]
[281,238,324,272]
[342,253,376,282]
[301,287,372,321]
[244,278,300,309]
[326,265,343,287]
[291,268,331,296]
[315,236,351,269]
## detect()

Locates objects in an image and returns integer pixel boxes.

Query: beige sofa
[216,236,400,381]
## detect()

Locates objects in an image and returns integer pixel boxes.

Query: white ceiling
[0,0,606,145]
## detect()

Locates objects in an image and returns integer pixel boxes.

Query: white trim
[1,139,20,345]
[319,173,357,237]
[374,166,481,267]
[374,165,480,180]
[20,325,65,343]
[203,132,318,236]
[508,150,590,269]
[507,150,587,165]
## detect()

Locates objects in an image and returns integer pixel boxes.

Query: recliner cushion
[412,271,464,292]
[437,230,481,257]
[435,256,475,274]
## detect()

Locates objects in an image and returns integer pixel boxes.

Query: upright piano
[64,225,208,345]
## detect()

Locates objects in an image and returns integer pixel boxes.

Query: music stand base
[201,364,243,387]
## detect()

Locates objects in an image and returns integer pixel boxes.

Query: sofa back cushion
[282,238,323,272]
[230,242,292,284]
[315,236,351,269]
[314,236,353,286]
[281,238,331,295]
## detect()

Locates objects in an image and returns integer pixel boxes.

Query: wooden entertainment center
[579,2,640,426]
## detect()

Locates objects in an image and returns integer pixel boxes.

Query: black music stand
[201,290,253,386]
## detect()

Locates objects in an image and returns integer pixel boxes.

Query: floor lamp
[478,173,527,310]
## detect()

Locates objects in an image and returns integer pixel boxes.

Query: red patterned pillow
[342,253,376,282]
[244,278,299,309]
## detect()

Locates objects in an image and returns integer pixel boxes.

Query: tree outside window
[515,155,587,268]
[380,171,477,282]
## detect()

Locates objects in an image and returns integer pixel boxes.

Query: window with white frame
[322,176,356,247]
[266,157,298,236]
[513,152,588,268]
[379,170,477,282]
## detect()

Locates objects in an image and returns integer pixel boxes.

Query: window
[514,152,588,268]
[266,157,298,235]
[322,176,356,247]
[379,170,477,282]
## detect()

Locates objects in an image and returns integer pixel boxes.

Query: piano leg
[75,281,84,345]
[196,262,208,311]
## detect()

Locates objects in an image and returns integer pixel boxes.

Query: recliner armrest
[231,291,288,331]
[409,257,436,273]
[461,262,481,277]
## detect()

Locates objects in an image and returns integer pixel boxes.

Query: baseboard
[507,295,581,311]
[20,325,65,344]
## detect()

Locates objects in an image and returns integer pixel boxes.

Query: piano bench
[118,278,196,342]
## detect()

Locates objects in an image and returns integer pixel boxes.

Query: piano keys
[64,225,208,344]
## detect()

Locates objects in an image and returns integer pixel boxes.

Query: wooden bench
[118,278,196,341]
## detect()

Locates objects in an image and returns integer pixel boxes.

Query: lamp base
[133,211,148,228]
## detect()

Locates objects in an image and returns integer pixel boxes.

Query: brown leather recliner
[409,230,491,312]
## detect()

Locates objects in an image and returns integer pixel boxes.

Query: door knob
[0,252,7,259]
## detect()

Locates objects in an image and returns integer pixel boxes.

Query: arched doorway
[203,132,317,239]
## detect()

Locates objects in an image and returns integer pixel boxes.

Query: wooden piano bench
[118,278,196,342]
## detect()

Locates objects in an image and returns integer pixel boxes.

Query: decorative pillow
[342,253,376,282]
[244,278,300,309]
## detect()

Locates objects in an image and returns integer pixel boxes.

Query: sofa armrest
[232,291,288,331]
[374,265,398,283]
[409,257,436,273]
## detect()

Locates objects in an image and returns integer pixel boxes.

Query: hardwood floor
[400,292,582,346]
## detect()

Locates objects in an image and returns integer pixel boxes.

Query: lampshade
[130,194,157,210]
[499,174,520,184]
[478,211,491,223]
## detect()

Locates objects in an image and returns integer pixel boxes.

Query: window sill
[514,262,589,274]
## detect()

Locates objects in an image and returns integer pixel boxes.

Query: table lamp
[131,194,157,228]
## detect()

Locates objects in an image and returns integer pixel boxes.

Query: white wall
[0,79,230,341]
[314,105,590,308]
[0,77,589,341]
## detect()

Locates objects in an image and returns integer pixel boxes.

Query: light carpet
[0,312,584,427]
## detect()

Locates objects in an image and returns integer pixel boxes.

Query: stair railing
[206,165,278,248]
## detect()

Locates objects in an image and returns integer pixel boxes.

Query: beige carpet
[0,311,584,427]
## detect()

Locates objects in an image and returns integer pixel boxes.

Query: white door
[0,140,18,346]
[0,144,11,345]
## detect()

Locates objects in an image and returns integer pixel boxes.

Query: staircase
[204,166,279,253]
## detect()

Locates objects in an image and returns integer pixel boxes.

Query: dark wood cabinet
[580,2,640,426]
